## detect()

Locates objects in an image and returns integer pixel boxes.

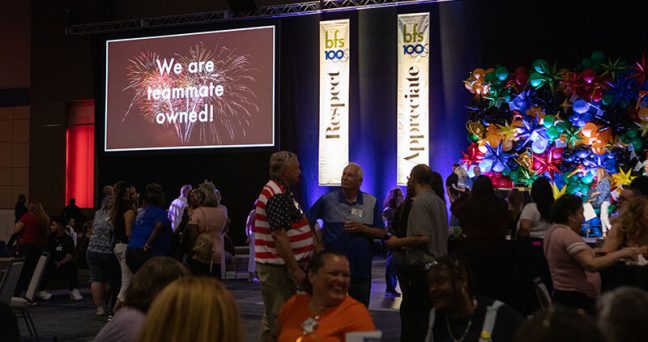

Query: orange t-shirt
[277,294,376,342]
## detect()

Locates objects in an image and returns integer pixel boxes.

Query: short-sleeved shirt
[406,190,449,266]
[167,197,188,231]
[445,173,460,200]
[46,233,75,263]
[189,206,229,262]
[306,190,384,280]
[517,203,551,238]
[544,224,600,298]
[18,212,47,245]
[277,294,376,342]
[129,206,172,255]
[94,307,146,342]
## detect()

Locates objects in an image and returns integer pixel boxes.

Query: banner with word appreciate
[319,19,350,185]
[397,13,430,185]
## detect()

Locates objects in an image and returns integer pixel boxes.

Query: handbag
[192,233,213,264]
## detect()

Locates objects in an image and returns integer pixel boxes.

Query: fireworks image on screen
[122,42,259,145]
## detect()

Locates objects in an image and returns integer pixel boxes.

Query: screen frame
[102,24,278,153]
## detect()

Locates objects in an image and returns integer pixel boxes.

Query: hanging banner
[397,13,430,185]
[319,19,350,186]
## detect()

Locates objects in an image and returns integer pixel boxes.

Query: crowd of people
[3,149,648,341]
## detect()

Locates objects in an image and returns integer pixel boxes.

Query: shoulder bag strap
[478,300,504,342]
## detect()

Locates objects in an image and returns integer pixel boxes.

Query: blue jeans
[349,277,371,307]
[385,250,399,292]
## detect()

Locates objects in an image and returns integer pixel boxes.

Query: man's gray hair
[269,151,298,179]
[345,162,364,181]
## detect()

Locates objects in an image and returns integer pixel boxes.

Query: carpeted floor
[13,258,401,341]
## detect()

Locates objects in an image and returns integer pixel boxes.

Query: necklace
[296,314,321,342]
[446,314,473,342]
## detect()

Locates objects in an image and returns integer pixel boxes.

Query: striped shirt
[254,179,315,265]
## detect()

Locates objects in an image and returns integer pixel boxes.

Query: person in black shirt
[38,216,83,301]
[425,256,522,342]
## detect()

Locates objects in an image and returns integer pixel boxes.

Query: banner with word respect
[319,19,350,185]
[397,13,430,185]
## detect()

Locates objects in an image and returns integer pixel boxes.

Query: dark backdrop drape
[92,0,647,243]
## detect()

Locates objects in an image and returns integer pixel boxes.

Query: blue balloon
[573,99,590,114]
[575,145,591,159]
[531,137,549,154]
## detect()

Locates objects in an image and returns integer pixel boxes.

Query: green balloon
[532,59,550,74]
[591,51,605,63]
[546,127,560,139]
[502,169,511,177]
[631,138,644,151]
[627,130,638,139]
[485,71,497,84]
[529,72,545,88]
[582,58,592,68]
[495,66,509,81]
[468,133,479,142]
[602,93,614,106]
[555,121,568,133]
[543,115,555,128]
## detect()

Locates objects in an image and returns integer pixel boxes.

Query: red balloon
[514,66,529,86]
[581,68,597,84]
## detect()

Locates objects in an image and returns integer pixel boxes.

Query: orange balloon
[502,139,513,151]
[581,122,597,137]
[486,133,501,147]
[638,107,648,122]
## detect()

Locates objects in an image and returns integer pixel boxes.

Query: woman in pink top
[544,195,645,314]
[187,181,229,278]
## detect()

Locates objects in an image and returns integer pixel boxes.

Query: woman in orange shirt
[276,250,376,341]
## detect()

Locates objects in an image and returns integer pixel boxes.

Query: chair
[0,260,24,304]
[11,252,49,338]
[533,277,552,310]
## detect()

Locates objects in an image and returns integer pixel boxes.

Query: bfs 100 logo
[324,30,349,62]
[402,23,428,57]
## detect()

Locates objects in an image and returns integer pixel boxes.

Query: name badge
[351,208,364,218]
[56,246,63,251]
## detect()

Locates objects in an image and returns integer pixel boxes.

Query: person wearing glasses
[306,163,385,307]
[275,250,375,342]
[253,151,317,342]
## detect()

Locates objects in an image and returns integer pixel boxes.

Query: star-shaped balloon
[611,168,635,188]
[605,75,638,109]
[515,167,536,187]
[628,53,648,87]
[634,121,648,137]
[460,143,484,168]
[551,182,567,199]
[561,125,583,148]
[533,151,561,179]
[497,121,519,142]
[483,143,513,172]
[599,58,627,81]
[517,116,546,149]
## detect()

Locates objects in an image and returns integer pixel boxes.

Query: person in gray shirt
[386,164,448,342]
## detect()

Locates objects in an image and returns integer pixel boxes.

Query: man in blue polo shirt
[306,163,385,306]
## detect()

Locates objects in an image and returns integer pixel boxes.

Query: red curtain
[66,100,95,208]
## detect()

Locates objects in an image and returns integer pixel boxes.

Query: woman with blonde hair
[603,196,648,252]
[590,168,612,234]
[137,277,243,342]
[14,201,50,295]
